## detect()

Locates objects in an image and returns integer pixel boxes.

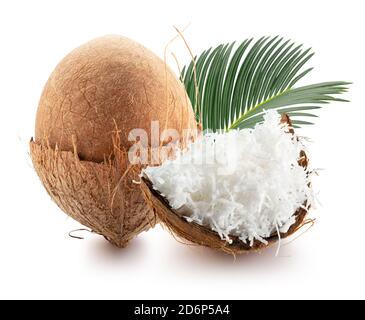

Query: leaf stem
[228,89,289,130]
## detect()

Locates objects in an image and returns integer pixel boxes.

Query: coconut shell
[35,35,197,162]
[31,35,198,247]
[140,115,310,254]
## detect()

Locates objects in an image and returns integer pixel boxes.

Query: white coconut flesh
[143,111,312,246]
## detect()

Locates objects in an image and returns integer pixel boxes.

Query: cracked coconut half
[141,111,313,254]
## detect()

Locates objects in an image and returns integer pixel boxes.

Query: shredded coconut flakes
[143,110,312,246]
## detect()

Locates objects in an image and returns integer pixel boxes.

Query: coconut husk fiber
[30,138,156,247]
[140,114,310,255]
[30,35,198,247]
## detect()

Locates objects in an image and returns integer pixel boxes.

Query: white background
[0,0,364,299]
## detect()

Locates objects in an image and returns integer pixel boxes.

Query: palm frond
[180,37,350,131]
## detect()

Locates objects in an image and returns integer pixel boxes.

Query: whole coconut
[30,35,197,247]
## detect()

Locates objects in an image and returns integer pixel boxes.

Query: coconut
[140,114,311,255]
[30,35,197,247]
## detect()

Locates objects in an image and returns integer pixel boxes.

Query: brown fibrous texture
[31,139,155,247]
[35,35,197,161]
[30,35,198,247]
[140,115,310,255]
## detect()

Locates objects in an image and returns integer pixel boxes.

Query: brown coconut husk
[30,138,156,247]
[30,35,199,247]
[140,114,310,255]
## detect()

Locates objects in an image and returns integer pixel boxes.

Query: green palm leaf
[180,37,350,131]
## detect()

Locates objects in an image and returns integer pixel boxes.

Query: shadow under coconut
[84,235,147,266]
[166,238,301,273]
